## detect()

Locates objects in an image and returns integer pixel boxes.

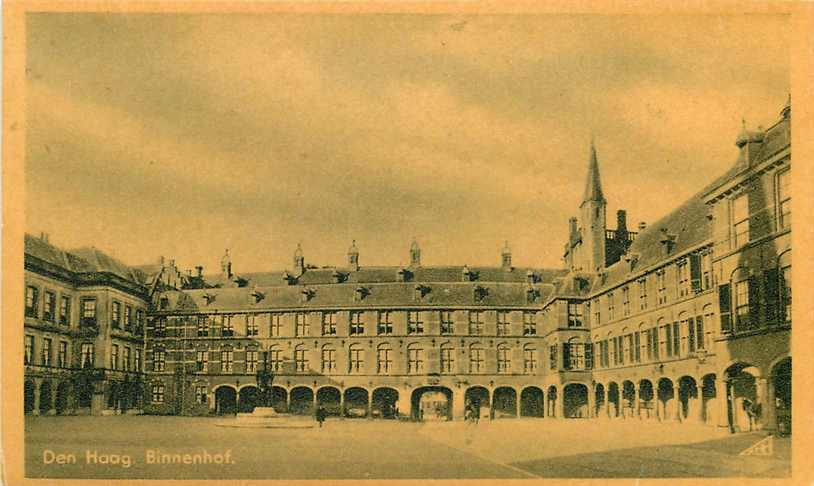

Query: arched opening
[76,378,93,409]
[594,383,605,418]
[270,386,288,413]
[563,383,589,418]
[412,386,452,421]
[622,381,635,418]
[607,382,620,418]
[771,357,791,435]
[214,386,237,415]
[638,379,655,420]
[678,376,699,422]
[547,386,558,418]
[55,381,71,415]
[39,381,53,415]
[238,386,261,413]
[289,387,314,416]
[316,387,341,416]
[520,386,544,417]
[465,386,490,420]
[343,387,369,418]
[24,380,36,414]
[657,378,675,421]
[492,387,517,418]
[107,381,119,410]
[372,387,399,419]
[725,363,759,432]
[701,374,717,425]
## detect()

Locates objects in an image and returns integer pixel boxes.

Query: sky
[24,13,790,274]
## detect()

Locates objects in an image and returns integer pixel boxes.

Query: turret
[409,238,421,267]
[579,141,607,272]
[293,243,305,276]
[348,240,359,271]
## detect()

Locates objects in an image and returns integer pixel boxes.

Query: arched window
[348,344,364,374]
[321,344,336,373]
[469,344,484,373]
[294,344,308,372]
[406,344,423,374]
[377,343,392,374]
[523,344,537,374]
[440,343,455,374]
[566,337,585,370]
[268,344,282,371]
[497,343,511,373]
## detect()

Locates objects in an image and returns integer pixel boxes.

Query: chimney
[616,210,627,232]
[347,240,359,271]
[410,239,421,268]
[638,222,647,232]
[501,241,512,271]
[159,256,165,266]
[735,120,765,167]
[568,217,578,237]
[195,266,203,278]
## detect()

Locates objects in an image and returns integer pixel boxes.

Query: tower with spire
[348,240,360,271]
[579,141,607,273]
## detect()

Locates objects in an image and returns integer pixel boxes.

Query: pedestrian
[316,405,326,428]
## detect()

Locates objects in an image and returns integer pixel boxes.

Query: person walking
[316,405,326,428]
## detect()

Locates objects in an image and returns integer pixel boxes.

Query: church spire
[582,140,605,204]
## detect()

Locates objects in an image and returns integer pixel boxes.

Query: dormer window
[414,284,430,301]
[526,287,541,303]
[354,286,369,302]
[526,270,538,284]
[301,288,315,303]
[473,285,488,302]
[659,228,676,256]
[396,267,412,282]
[202,293,216,305]
[332,270,346,284]
[462,265,472,282]
[282,271,295,285]
[251,289,265,304]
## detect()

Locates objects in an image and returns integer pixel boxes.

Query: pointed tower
[220,249,232,280]
[409,238,421,267]
[293,243,305,276]
[579,141,607,272]
[501,240,512,271]
[348,240,360,271]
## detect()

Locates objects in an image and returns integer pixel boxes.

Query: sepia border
[3,1,814,485]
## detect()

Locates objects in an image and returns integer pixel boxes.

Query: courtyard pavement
[24,415,790,479]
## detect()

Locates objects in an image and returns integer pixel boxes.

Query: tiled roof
[24,234,73,270]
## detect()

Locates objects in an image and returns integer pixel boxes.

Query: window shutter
[687,317,695,352]
[719,283,732,333]
[585,343,594,369]
[562,343,571,370]
[690,254,702,293]
[763,268,779,325]
[748,276,761,329]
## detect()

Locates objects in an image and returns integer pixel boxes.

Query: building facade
[26,100,791,434]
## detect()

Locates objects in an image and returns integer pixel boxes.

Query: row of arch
[24,378,145,415]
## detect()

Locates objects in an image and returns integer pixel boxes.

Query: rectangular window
[58,341,68,368]
[600,340,609,368]
[81,343,94,368]
[735,279,750,330]
[321,348,337,373]
[111,344,119,370]
[624,334,634,363]
[195,386,208,405]
[634,331,641,363]
[781,265,791,323]
[408,311,424,335]
[111,301,121,329]
[134,349,141,372]
[43,291,55,321]
[59,296,71,325]
[607,293,615,320]
[377,347,392,374]
[270,313,283,337]
[246,315,259,336]
[778,169,790,230]
[468,311,484,335]
[123,347,131,371]
[197,316,209,337]
[221,350,234,373]
[496,311,510,336]
[440,347,455,373]
[196,350,209,372]
[349,311,364,335]
[672,322,681,357]
[246,350,258,373]
[25,286,39,318]
[549,345,558,370]
[377,311,393,335]
[151,384,165,403]
[523,348,537,374]
[349,347,364,373]
[295,313,309,336]
[701,253,712,290]
[220,315,234,337]
[125,305,133,331]
[523,311,537,336]
[136,310,144,334]
[294,348,308,371]
[497,346,511,373]
[41,338,52,366]
[662,324,672,358]
[408,348,424,374]
[440,311,454,335]
[732,193,750,247]
[567,342,585,370]
[657,270,667,305]
[568,302,583,327]
[153,350,166,371]
[80,299,97,326]
[677,261,690,298]
[154,317,167,337]
[645,329,654,361]
[269,347,282,371]
[321,312,337,336]
[469,347,484,373]
[592,298,601,325]
[622,287,630,316]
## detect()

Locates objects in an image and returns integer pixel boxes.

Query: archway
[678,376,699,422]
[594,383,605,418]
[520,386,544,417]
[76,378,93,409]
[725,363,759,432]
[465,386,490,420]
[563,383,589,418]
[547,386,558,418]
[412,386,452,421]
[657,378,675,421]
[317,387,342,416]
[607,382,620,418]
[24,380,36,414]
[238,386,261,413]
[214,386,237,415]
[701,374,717,425]
[622,381,636,418]
[39,381,53,415]
[771,358,791,435]
[372,387,399,419]
[55,381,71,415]
[492,387,517,418]
[344,387,369,418]
[638,379,655,420]
[107,381,119,410]
[270,386,288,413]
[289,387,314,416]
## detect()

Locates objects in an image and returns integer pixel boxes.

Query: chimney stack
[638,222,647,232]
[195,266,203,277]
[568,217,578,237]
[616,210,627,232]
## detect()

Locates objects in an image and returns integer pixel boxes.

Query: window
[246,315,259,336]
[523,346,537,374]
[672,322,681,356]
[657,270,667,305]
[778,169,790,230]
[634,331,641,363]
[125,305,133,331]
[781,263,791,323]
[197,316,209,337]
[624,333,634,363]
[565,340,585,370]
[195,386,208,405]
[39,338,51,367]
[523,312,537,335]
[377,345,392,374]
[646,328,657,361]
[25,286,39,318]
[154,317,167,337]
[123,346,131,371]
[598,340,608,368]
[568,302,583,327]
[151,384,165,403]
[153,349,166,371]
[134,349,141,372]
[638,279,647,310]
[621,287,630,316]
[220,349,234,373]
[24,336,34,365]
[59,296,71,325]
[81,343,94,368]
[607,293,615,320]
[294,345,308,372]
[612,336,623,365]
[677,261,690,298]
[269,346,282,371]
[220,315,234,337]
[440,311,454,334]
[320,347,336,373]
[377,311,393,335]
[408,311,424,335]
[43,291,55,321]
[469,345,484,373]
[468,311,484,335]
[58,341,68,368]
[440,345,454,373]
[407,346,424,374]
[497,345,511,373]
[732,193,750,247]
[592,299,600,325]
[660,322,671,358]
[195,350,208,372]
[111,301,121,329]
[136,310,145,333]
[111,344,119,370]
[549,344,558,370]
[497,311,510,336]
[295,313,309,336]
[349,345,364,373]
[701,253,713,290]
[321,312,337,336]
[735,279,750,330]
[246,349,258,373]
[270,313,282,337]
[349,312,364,335]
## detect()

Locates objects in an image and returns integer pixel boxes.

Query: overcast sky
[25,13,789,273]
